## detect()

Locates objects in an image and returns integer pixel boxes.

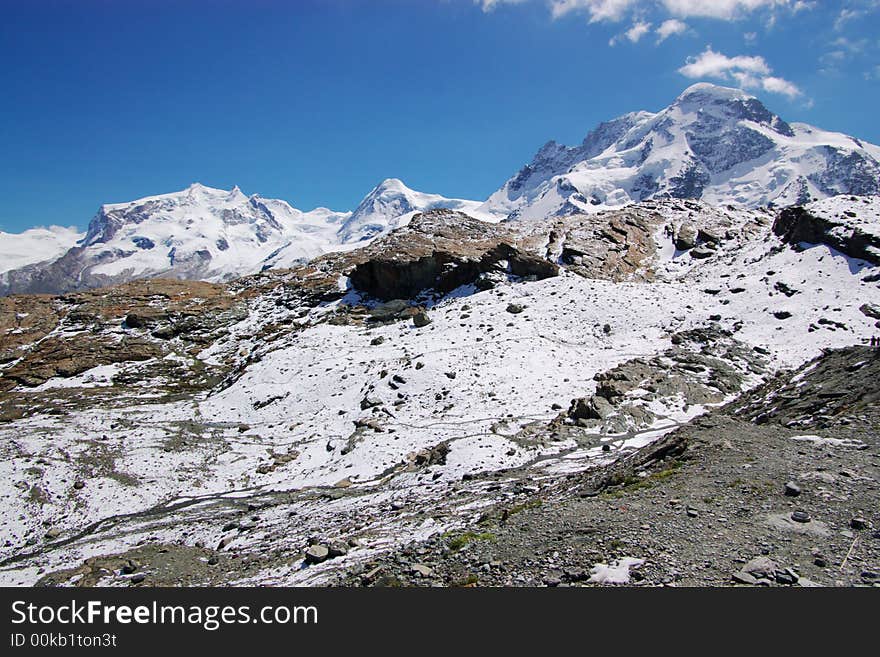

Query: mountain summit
[0,180,492,296]
[480,83,880,221]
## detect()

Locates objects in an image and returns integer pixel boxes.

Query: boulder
[569,395,615,421]
[675,223,698,250]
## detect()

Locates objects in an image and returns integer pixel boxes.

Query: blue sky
[1,0,879,232]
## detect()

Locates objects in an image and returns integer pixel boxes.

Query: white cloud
[476,0,527,11]
[656,18,688,41]
[501,0,813,23]
[610,19,652,45]
[760,75,803,98]
[679,46,770,78]
[679,46,803,98]
[550,0,639,22]
[834,8,861,30]
[627,19,652,41]
[661,0,790,20]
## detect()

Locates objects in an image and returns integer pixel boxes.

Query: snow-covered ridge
[481,83,880,222]
[0,225,83,275]
[0,179,497,296]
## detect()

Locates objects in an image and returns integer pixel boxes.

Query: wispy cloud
[656,18,688,41]
[545,0,808,22]
[476,0,528,11]
[550,0,639,22]
[661,0,790,20]
[610,19,653,45]
[679,46,803,98]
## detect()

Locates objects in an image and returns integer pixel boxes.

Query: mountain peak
[675,82,753,104]
[484,84,880,220]
[371,178,411,195]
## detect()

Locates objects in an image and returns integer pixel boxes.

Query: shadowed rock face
[300,209,560,301]
[773,205,880,265]
[349,243,558,301]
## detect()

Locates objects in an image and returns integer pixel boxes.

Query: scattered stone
[305,544,330,565]
[791,511,811,523]
[850,517,868,530]
[742,556,777,578]
[774,569,799,585]
[217,533,237,550]
[73,481,85,490]
[411,564,434,578]
[506,303,525,314]
[784,482,801,497]
[360,395,382,410]
[690,245,715,259]
[859,303,880,320]
[328,541,350,558]
[130,573,146,585]
[732,571,759,585]
[370,336,385,346]
[412,311,431,328]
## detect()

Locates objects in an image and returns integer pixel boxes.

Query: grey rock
[305,544,330,564]
[360,395,383,410]
[412,311,432,328]
[675,223,698,250]
[784,482,801,497]
[506,303,525,314]
[732,571,759,585]
[774,569,799,585]
[411,564,434,578]
[328,541,350,558]
[690,245,715,259]
[791,511,811,523]
[850,517,868,530]
[743,556,777,578]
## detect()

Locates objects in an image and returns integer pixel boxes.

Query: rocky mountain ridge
[481,83,880,221]
[3,84,879,297]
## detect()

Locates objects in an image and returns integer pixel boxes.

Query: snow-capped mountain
[337,178,499,243]
[3,83,880,296]
[0,225,83,275]
[481,83,880,221]
[0,179,490,296]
